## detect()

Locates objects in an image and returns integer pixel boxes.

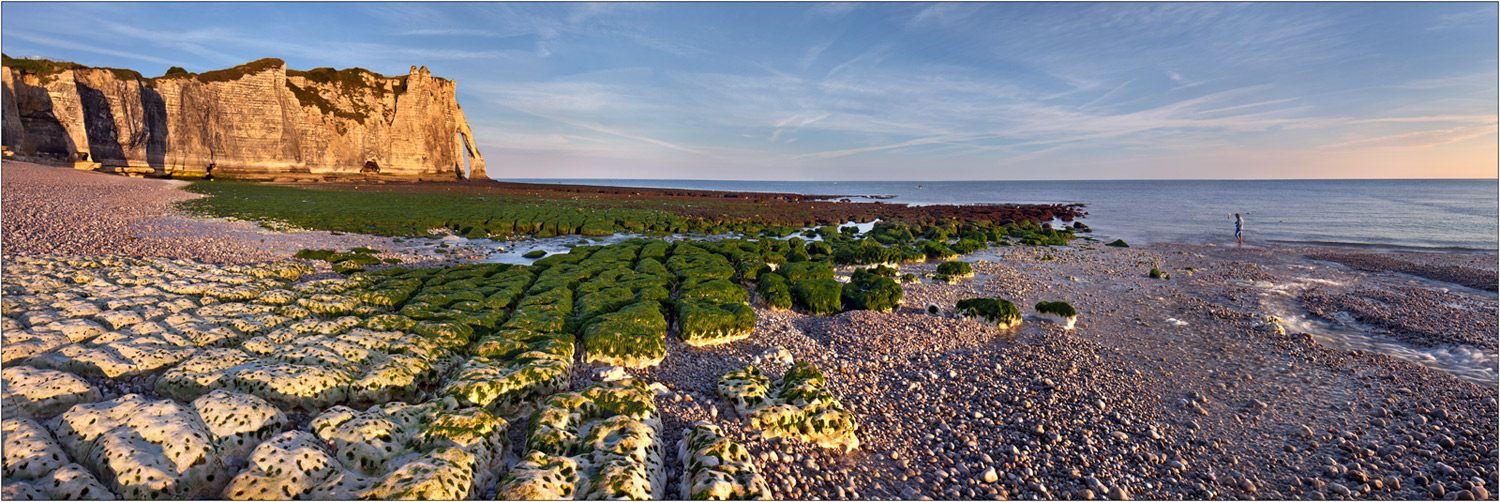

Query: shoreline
[2,160,1496,500]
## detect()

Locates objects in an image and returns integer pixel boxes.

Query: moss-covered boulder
[841,270,903,312]
[955,298,1022,328]
[1034,301,1078,329]
[677,278,750,305]
[935,260,974,280]
[777,261,834,283]
[792,279,843,315]
[581,301,669,368]
[676,301,756,347]
[753,273,794,310]
[1106,239,1129,248]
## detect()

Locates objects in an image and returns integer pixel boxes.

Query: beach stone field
[2,162,1496,501]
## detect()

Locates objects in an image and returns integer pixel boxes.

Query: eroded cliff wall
[1,57,486,180]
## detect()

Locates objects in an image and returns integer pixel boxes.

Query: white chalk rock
[1036,312,1077,330]
[50,394,230,499]
[678,421,771,500]
[759,346,794,365]
[2,365,102,418]
[192,390,290,459]
[596,365,629,382]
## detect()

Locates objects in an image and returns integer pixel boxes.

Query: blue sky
[3,2,1496,180]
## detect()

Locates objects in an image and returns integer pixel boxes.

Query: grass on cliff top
[4,54,143,83]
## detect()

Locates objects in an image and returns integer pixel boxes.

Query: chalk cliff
[1,56,486,180]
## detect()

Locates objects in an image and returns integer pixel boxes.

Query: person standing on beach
[1231,213,1244,245]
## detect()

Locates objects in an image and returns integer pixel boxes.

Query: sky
[2,2,1496,181]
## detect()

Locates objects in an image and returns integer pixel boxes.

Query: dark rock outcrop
[2,56,485,180]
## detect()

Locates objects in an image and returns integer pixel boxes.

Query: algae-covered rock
[222,431,369,500]
[934,260,974,283]
[1034,301,1078,329]
[676,301,756,347]
[1,365,102,419]
[777,261,834,283]
[495,451,580,500]
[792,279,843,315]
[677,278,750,305]
[678,421,771,500]
[753,273,794,310]
[841,269,903,312]
[955,298,1022,328]
[582,301,668,368]
[1106,239,1129,248]
[257,400,512,500]
[715,366,773,418]
[502,377,663,500]
[716,361,859,452]
[440,352,571,416]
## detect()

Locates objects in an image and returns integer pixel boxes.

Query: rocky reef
[2,56,485,180]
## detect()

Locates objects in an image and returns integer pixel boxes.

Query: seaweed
[754,273,794,310]
[954,297,1022,328]
[792,279,842,315]
[842,269,903,312]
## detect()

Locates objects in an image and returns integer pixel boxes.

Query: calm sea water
[504,179,1499,252]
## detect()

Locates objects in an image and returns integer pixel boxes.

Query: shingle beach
[3,160,1495,500]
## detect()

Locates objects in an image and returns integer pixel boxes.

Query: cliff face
[1,57,486,180]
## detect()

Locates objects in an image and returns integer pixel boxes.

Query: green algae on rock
[955,297,1022,328]
[499,377,664,500]
[676,301,756,347]
[227,399,510,500]
[678,421,772,500]
[842,269,904,312]
[716,361,860,452]
[1034,301,1079,329]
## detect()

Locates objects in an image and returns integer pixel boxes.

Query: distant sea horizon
[500,178,1500,253]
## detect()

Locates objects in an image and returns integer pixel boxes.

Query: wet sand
[3,161,1496,500]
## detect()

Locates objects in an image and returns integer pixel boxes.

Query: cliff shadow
[140,85,167,170]
[7,78,77,158]
[76,82,126,165]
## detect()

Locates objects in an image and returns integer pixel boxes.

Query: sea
[503,178,1500,253]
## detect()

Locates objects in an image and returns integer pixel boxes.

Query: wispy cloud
[1320,124,1498,151]
[4,32,176,66]
[800,40,833,70]
[807,3,857,21]
[397,28,503,37]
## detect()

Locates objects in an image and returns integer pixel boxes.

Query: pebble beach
[2,160,1495,500]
